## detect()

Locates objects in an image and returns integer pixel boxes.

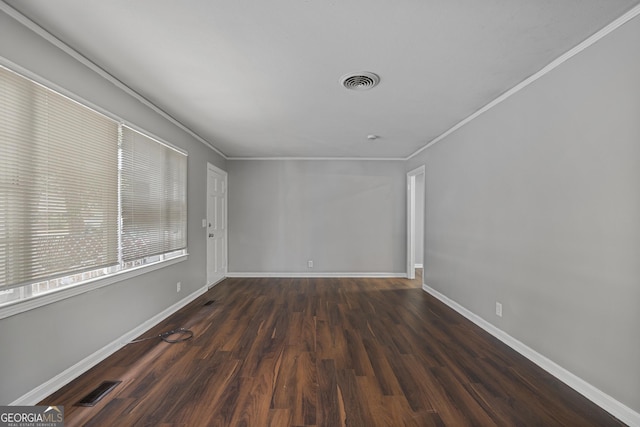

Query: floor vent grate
[75,380,122,407]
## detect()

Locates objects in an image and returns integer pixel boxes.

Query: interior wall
[407,15,640,413]
[227,160,406,274]
[0,11,226,404]
[4,1,639,416]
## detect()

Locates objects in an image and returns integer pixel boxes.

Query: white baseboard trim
[11,285,208,406]
[422,283,640,427]
[207,276,227,288]
[226,272,407,278]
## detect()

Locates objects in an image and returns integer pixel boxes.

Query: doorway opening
[406,165,425,280]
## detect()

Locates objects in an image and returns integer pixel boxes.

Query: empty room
[1,1,639,426]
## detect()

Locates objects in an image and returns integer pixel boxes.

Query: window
[121,126,187,262]
[0,66,188,311]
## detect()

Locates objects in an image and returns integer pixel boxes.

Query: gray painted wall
[407,15,640,412]
[2,3,639,417]
[227,160,406,274]
[0,11,226,404]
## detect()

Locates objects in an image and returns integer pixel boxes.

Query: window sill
[0,254,188,320]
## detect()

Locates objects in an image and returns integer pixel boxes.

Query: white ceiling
[4,0,640,159]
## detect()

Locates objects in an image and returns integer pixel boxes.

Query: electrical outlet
[495,302,503,317]
[177,282,181,293]
[307,260,313,268]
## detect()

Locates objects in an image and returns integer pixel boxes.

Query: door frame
[206,162,228,287]
[406,165,425,280]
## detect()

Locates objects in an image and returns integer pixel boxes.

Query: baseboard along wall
[17,277,637,426]
[226,272,407,278]
[421,283,640,427]
[11,285,208,406]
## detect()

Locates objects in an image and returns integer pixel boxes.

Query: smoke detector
[339,72,380,90]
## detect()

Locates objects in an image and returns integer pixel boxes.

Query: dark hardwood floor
[41,272,625,426]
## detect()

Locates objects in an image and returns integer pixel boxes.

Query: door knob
[209,233,214,237]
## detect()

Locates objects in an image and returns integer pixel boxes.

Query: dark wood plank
[39,272,626,426]
[316,358,344,427]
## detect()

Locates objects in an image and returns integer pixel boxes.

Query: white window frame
[0,62,189,320]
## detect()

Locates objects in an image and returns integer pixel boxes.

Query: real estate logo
[0,406,64,427]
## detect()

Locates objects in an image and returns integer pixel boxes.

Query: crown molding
[406,3,640,161]
[227,156,405,161]
[4,1,639,162]
[0,1,228,160]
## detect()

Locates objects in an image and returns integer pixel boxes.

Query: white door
[207,164,227,286]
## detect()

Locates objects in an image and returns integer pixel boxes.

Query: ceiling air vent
[340,72,380,90]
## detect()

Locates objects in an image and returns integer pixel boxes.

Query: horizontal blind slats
[0,67,119,291]
[121,126,187,262]
[1,65,188,297]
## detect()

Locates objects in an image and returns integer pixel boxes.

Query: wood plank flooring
[40,273,625,426]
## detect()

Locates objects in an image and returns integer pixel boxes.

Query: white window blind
[0,66,119,292]
[120,126,187,262]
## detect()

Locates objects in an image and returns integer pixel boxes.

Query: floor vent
[75,380,122,407]
[204,300,215,306]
